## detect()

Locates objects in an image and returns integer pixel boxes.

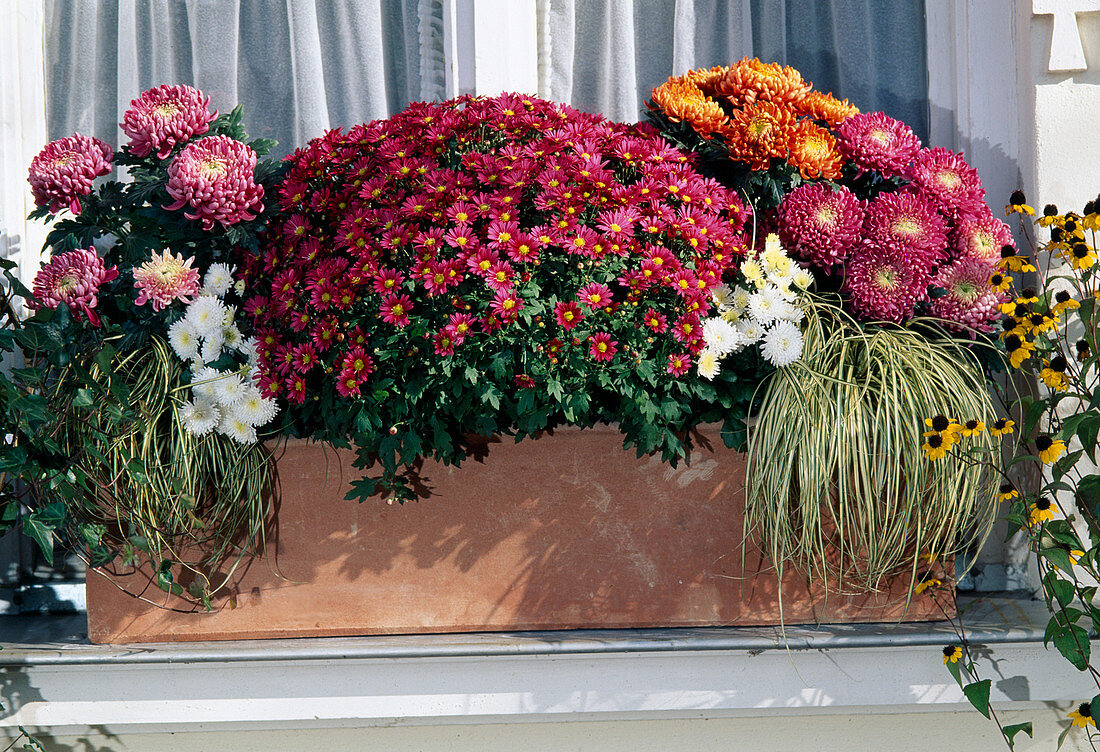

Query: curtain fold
[45,0,446,155]
[536,0,928,141]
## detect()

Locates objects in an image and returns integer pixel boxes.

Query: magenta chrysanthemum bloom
[28,134,113,215]
[777,183,864,268]
[836,112,921,176]
[164,135,265,230]
[29,247,118,326]
[121,84,217,159]
[843,240,932,322]
[952,208,1014,263]
[862,190,950,265]
[929,258,1007,333]
[132,250,202,311]
[907,147,985,215]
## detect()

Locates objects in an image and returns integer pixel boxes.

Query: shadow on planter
[87,425,944,643]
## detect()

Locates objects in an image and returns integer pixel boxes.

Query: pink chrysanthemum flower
[836,112,921,176]
[952,208,1014,263]
[29,247,118,326]
[862,190,950,265]
[588,332,618,362]
[929,258,1007,333]
[843,240,933,322]
[28,134,113,215]
[667,352,692,377]
[777,183,864,268]
[121,84,217,159]
[908,147,985,215]
[164,135,265,230]
[132,250,201,311]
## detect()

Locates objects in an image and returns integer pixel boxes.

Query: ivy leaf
[1053,624,1091,670]
[1001,722,1032,750]
[962,679,991,718]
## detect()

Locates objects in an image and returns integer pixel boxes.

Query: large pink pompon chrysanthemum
[952,207,1014,264]
[121,84,217,159]
[908,147,986,217]
[777,182,864,269]
[929,258,1007,333]
[164,135,265,230]
[835,112,921,177]
[843,239,932,323]
[29,247,118,326]
[862,190,949,265]
[28,134,113,215]
[132,250,202,311]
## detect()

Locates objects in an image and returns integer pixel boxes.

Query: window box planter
[86,424,942,643]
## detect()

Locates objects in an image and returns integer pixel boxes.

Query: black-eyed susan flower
[1003,333,1035,368]
[1069,702,1096,729]
[996,482,1018,501]
[959,419,985,437]
[1076,339,1091,362]
[1069,242,1096,271]
[997,245,1038,274]
[990,418,1015,437]
[1001,316,1027,338]
[989,271,1012,293]
[1000,299,1030,318]
[1084,200,1100,232]
[1037,204,1061,227]
[1028,496,1055,525]
[1064,215,1085,241]
[1005,190,1035,216]
[943,645,963,664]
[922,433,949,461]
[1035,434,1067,464]
[924,414,957,435]
[1052,289,1081,317]
[915,573,942,594]
[1041,355,1071,391]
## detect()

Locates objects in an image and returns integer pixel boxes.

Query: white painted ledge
[0,596,1091,739]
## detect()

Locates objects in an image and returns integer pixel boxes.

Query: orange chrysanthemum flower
[713,57,812,108]
[725,100,798,171]
[650,71,730,137]
[797,90,860,126]
[787,120,844,179]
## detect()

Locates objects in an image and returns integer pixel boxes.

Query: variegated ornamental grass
[745,296,1000,591]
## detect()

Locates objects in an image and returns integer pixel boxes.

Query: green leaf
[1001,722,1032,750]
[945,656,963,687]
[71,387,96,408]
[1053,448,1084,482]
[1044,570,1076,608]
[1053,624,1091,670]
[963,679,991,719]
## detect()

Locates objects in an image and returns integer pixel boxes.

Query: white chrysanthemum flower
[223,323,244,351]
[741,259,764,287]
[761,320,804,367]
[730,286,751,312]
[793,268,815,290]
[218,411,258,444]
[202,263,235,298]
[190,365,224,402]
[768,273,794,297]
[178,398,220,436]
[233,279,246,297]
[167,318,201,362]
[737,319,764,344]
[748,285,785,326]
[702,317,743,357]
[184,295,229,336]
[199,328,225,364]
[776,300,806,323]
[764,232,783,256]
[213,371,249,406]
[710,283,733,308]
[232,385,280,427]
[761,248,792,278]
[697,348,721,380]
[238,335,259,366]
[721,308,741,325]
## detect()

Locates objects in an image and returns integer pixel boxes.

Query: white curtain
[44,0,446,156]
[536,0,928,140]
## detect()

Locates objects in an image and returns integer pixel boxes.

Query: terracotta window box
[87,425,942,643]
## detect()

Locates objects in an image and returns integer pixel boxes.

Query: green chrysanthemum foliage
[744,296,1000,592]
